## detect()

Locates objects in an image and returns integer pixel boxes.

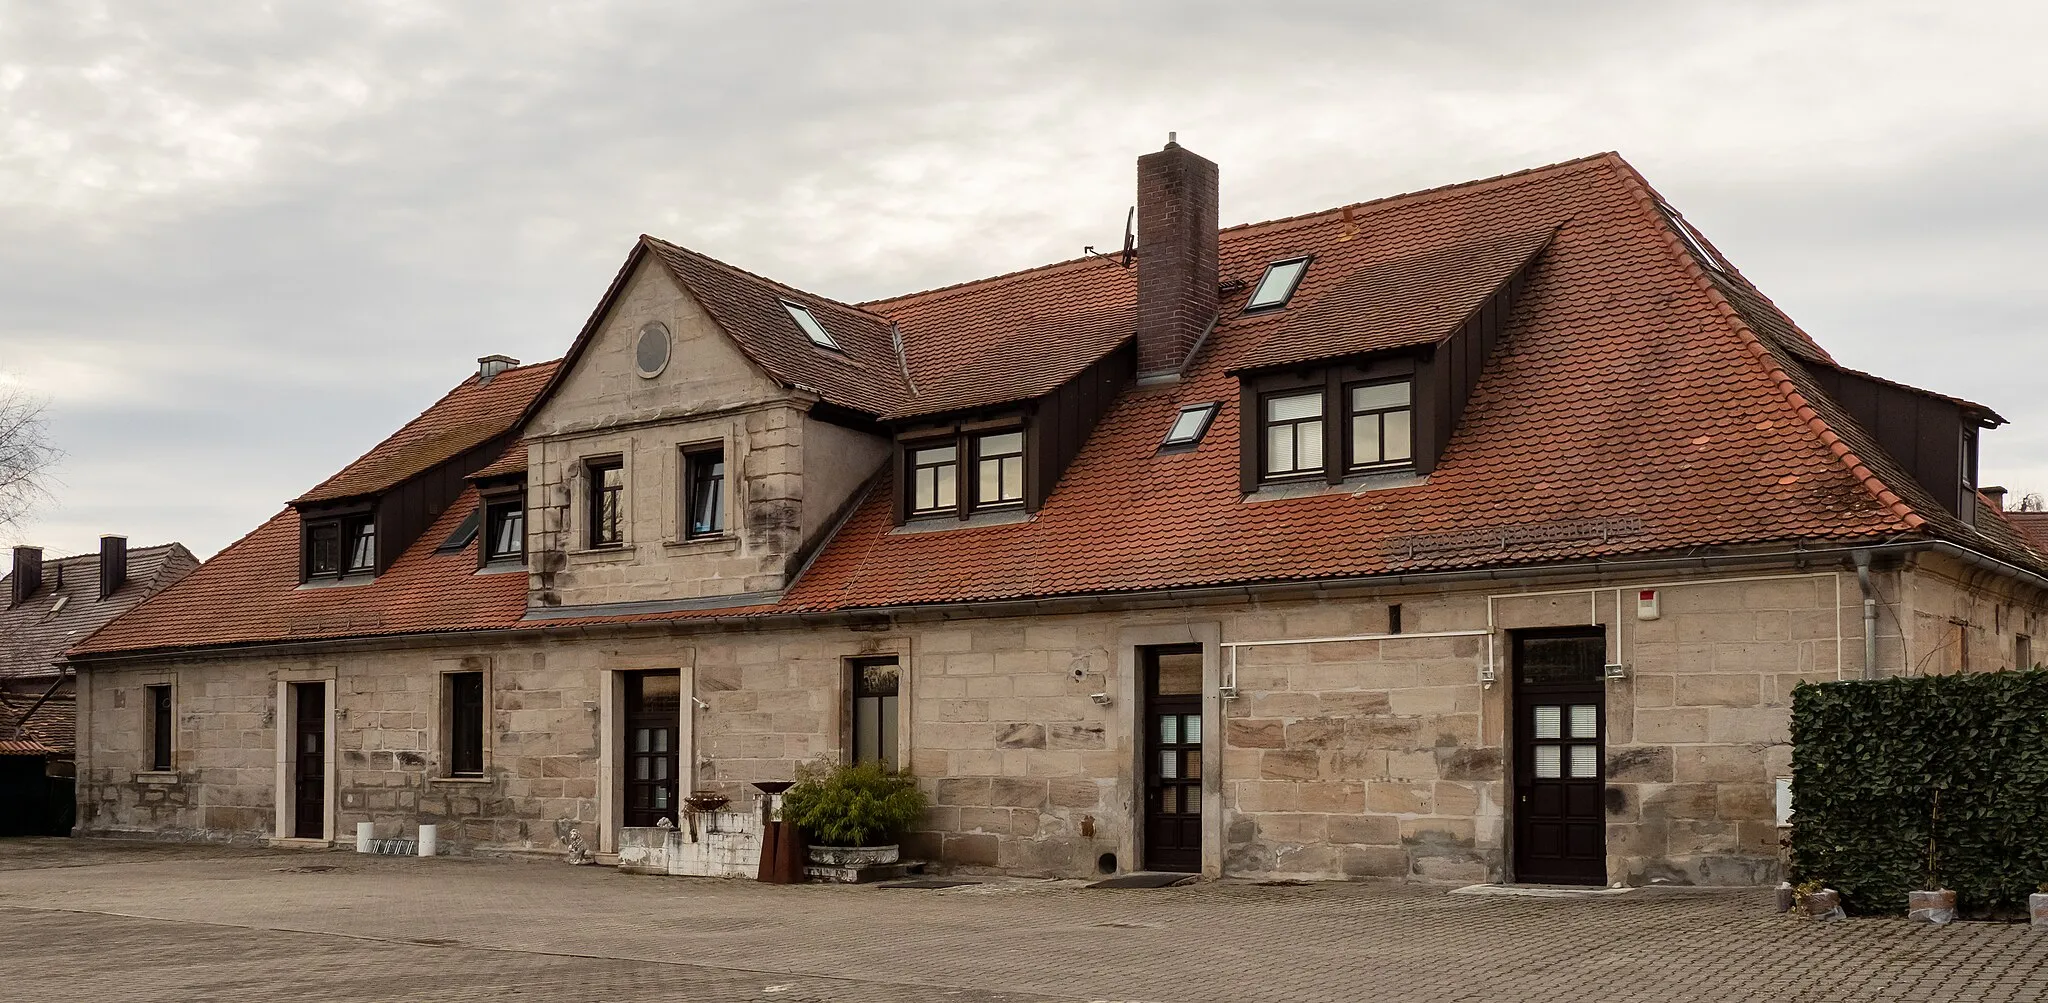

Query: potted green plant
[781,760,928,868]
[1795,878,1843,921]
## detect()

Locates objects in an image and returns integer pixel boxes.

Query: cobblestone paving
[3,839,2047,1002]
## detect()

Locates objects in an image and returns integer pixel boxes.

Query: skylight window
[1244,257,1310,312]
[1161,403,1220,450]
[1659,205,1724,273]
[782,301,841,349]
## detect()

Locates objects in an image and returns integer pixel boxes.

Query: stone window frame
[585,454,627,549]
[672,432,736,545]
[133,670,179,781]
[1114,623,1222,878]
[597,651,698,856]
[834,641,915,777]
[272,667,338,846]
[429,657,493,783]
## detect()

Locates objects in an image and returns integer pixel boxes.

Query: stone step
[804,860,928,884]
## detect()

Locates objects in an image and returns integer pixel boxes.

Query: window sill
[663,534,740,554]
[133,771,181,786]
[296,574,376,591]
[567,546,637,565]
[428,775,493,785]
[892,508,1035,535]
[1245,469,1425,503]
[475,560,528,576]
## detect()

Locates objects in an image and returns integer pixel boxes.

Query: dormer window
[902,426,1032,521]
[1262,390,1325,479]
[1161,403,1220,451]
[304,512,375,581]
[1347,381,1414,470]
[910,444,958,515]
[782,301,841,350]
[974,432,1025,508]
[1244,257,1310,312]
[483,498,525,564]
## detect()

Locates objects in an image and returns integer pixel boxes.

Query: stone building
[67,144,2048,886]
[2,537,197,834]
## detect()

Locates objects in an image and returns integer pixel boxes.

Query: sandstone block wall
[77,559,2048,887]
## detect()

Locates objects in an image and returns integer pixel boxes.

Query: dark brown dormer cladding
[1136,138,1220,379]
[1798,362,2001,527]
[890,341,1136,524]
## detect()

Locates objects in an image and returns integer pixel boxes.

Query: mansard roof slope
[293,361,559,506]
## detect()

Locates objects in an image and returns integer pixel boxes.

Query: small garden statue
[564,823,594,866]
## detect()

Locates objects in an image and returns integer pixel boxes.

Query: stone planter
[2030,893,2048,928]
[1908,889,1956,925]
[1803,888,1844,921]
[808,843,900,868]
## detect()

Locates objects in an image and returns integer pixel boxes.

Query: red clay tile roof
[863,258,1138,420]
[74,490,529,654]
[1233,224,1558,373]
[470,440,529,480]
[2002,511,2048,554]
[293,362,557,505]
[72,151,2046,656]
[0,690,73,754]
[2,544,198,677]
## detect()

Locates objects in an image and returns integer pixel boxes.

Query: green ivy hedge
[1790,669,2048,915]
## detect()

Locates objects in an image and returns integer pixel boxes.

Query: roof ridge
[861,153,1617,314]
[858,252,1105,311]
[641,234,893,321]
[1606,159,1926,532]
[1216,151,1620,240]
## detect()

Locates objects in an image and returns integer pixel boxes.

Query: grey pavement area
[2,839,2046,1002]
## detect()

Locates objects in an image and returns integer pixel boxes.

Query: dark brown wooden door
[1142,645,1203,872]
[623,671,681,829]
[1512,630,1607,884]
[292,683,325,840]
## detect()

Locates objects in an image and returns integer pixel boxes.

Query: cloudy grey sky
[3,1,2045,559]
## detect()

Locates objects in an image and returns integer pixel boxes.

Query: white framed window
[1244,257,1310,312]
[910,444,958,514]
[1262,390,1325,478]
[781,301,841,350]
[1347,380,1414,469]
[974,432,1025,508]
[1161,403,1220,450]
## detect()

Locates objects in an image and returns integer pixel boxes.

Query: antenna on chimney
[1083,206,1138,269]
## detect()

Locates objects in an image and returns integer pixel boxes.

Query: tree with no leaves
[0,384,58,530]
[2016,492,2047,513]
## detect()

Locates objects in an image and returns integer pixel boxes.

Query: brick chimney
[1135,134,1220,379]
[10,546,42,607]
[1984,486,2008,511]
[99,535,128,600]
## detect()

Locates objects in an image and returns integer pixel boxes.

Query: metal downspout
[1854,551,1879,680]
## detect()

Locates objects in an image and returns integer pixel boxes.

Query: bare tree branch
[0,384,59,529]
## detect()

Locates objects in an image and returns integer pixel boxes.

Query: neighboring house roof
[0,690,73,755]
[293,361,558,506]
[69,152,2043,657]
[2,543,199,677]
[2004,511,2048,554]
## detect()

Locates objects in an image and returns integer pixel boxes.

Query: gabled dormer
[288,356,547,585]
[516,238,894,614]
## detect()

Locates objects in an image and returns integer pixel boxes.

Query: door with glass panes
[623,671,681,829]
[1511,629,1608,884]
[1143,645,1203,872]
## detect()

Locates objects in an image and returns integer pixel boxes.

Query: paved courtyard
[3,840,2047,1002]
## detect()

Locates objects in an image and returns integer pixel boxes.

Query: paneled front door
[623,671,682,829]
[1512,630,1607,884]
[292,682,326,840]
[1142,645,1203,873]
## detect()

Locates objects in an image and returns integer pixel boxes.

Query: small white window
[1161,403,1220,449]
[1244,257,1310,312]
[974,432,1025,508]
[1263,390,1324,477]
[910,445,957,514]
[781,301,840,350]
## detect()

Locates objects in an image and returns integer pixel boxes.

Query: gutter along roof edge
[63,537,1972,666]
